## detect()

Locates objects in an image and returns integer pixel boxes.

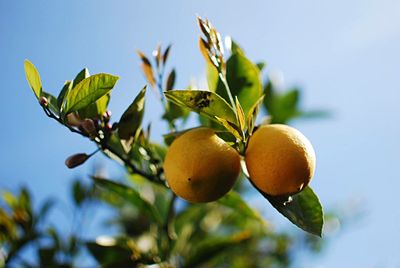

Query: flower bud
[39,96,48,106]
[66,113,82,127]
[81,119,97,136]
[65,153,89,169]
[105,123,113,132]
[103,110,112,119]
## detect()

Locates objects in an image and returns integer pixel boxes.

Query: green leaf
[118,86,146,140]
[24,60,42,99]
[183,232,252,268]
[57,81,72,110]
[261,186,323,236]
[165,69,176,91]
[73,68,90,86]
[165,90,237,124]
[93,177,163,224]
[270,89,300,124]
[215,116,242,140]
[217,191,265,224]
[63,73,119,114]
[256,62,266,71]
[78,93,110,119]
[235,96,245,133]
[74,68,110,119]
[224,53,263,115]
[42,92,59,115]
[246,95,264,135]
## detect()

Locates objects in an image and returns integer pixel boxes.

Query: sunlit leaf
[235,97,245,132]
[164,90,237,124]
[78,93,110,119]
[63,73,118,114]
[215,116,242,140]
[199,38,212,65]
[137,51,156,87]
[73,68,90,86]
[118,86,146,140]
[246,95,264,135]
[24,60,42,99]
[224,53,263,115]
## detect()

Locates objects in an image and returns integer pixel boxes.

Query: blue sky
[1,0,400,266]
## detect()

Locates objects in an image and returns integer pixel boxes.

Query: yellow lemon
[164,127,241,203]
[245,124,316,196]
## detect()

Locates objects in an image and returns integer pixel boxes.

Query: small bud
[104,123,113,132]
[81,119,97,136]
[39,96,48,106]
[103,110,112,123]
[66,113,82,127]
[65,153,89,169]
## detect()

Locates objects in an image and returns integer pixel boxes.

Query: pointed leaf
[224,53,263,115]
[118,87,146,140]
[24,60,42,99]
[57,81,72,110]
[163,45,172,65]
[246,95,264,135]
[93,177,163,224]
[165,69,176,91]
[164,90,237,124]
[73,68,90,86]
[215,116,242,140]
[199,38,212,65]
[255,183,323,236]
[63,73,118,114]
[137,51,156,87]
[235,97,245,132]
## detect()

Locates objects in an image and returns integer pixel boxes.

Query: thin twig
[42,106,164,186]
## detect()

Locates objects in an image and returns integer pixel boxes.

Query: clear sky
[1,0,400,267]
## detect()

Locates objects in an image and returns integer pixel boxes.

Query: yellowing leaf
[24,60,42,99]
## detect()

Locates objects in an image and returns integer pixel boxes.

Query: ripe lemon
[164,127,241,203]
[245,124,316,196]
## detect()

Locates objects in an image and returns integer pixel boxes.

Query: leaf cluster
[17,16,332,267]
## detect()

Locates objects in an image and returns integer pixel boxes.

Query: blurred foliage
[1,16,340,268]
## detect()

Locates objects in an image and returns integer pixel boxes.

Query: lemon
[164,127,241,203]
[245,124,316,196]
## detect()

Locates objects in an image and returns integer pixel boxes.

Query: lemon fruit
[245,124,316,196]
[164,127,241,203]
